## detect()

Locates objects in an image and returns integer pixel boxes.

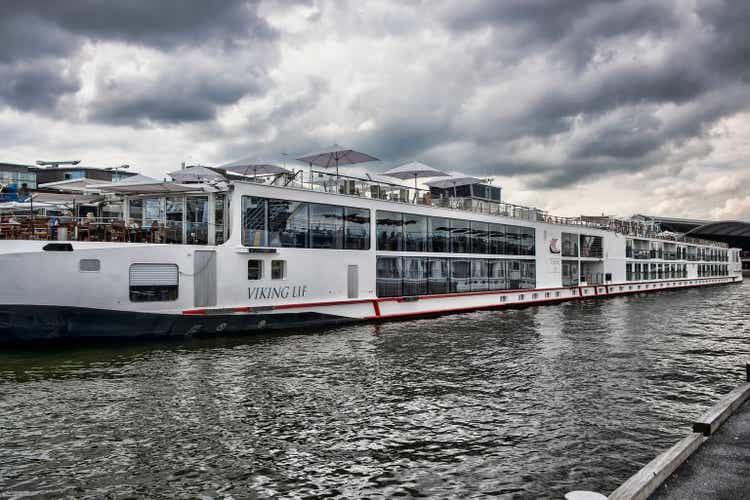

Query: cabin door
[194,250,217,307]
[347,265,359,298]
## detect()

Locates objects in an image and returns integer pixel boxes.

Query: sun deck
[0,167,729,248]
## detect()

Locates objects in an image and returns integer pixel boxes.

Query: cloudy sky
[1,0,749,219]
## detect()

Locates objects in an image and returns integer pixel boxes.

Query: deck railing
[255,170,729,248]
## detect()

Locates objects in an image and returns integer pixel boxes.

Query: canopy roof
[382,161,449,180]
[425,173,484,189]
[686,220,750,238]
[296,144,379,168]
[38,178,108,192]
[91,174,198,193]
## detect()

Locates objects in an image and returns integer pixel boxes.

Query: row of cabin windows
[376,211,535,255]
[626,263,690,281]
[242,196,370,250]
[697,264,730,277]
[376,256,536,297]
[626,240,729,261]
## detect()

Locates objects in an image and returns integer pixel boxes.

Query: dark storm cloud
[0,0,275,56]
[90,72,262,126]
[419,0,750,188]
[0,61,80,112]
[0,0,280,122]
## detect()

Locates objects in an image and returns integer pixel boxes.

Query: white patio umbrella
[425,173,484,197]
[92,174,197,193]
[38,178,108,192]
[382,161,449,190]
[168,165,226,183]
[296,144,379,181]
[219,158,290,179]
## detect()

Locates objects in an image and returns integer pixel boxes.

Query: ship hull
[0,276,740,345]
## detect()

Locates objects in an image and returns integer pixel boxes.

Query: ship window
[562,260,579,286]
[470,221,489,254]
[271,260,286,280]
[450,259,471,293]
[505,226,520,255]
[376,256,402,297]
[471,259,488,291]
[428,217,450,253]
[248,260,263,280]
[428,258,450,294]
[242,197,267,247]
[79,259,100,272]
[344,207,370,250]
[580,235,603,258]
[269,200,308,248]
[520,227,535,256]
[562,232,578,257]
[488,223,505,255]
[403,257,428,295]
[450,219,470,253]
[376,211,403,251]
[404,213,427,252]
[310,203,344,249]
[488,259,507,290]
[129,263,178,302]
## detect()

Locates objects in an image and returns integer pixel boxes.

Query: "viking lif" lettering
[248,285,308,300]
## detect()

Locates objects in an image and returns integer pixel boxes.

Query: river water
[1,283,748,499]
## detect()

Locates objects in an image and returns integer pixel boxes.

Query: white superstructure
[0,168,742,343]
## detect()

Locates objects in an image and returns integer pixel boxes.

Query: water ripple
[0,283,749,498]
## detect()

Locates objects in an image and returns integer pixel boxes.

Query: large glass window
[404,213,427,252]
[470,221,489,254]
[488,224,505,255]
[451,219,470,253]
[186,196,209,245]
[471,259,488,291]
[242,196,267,246]
[376,257,402,297]
[310,203,343,249]
[269,200,308,248]
[165,197,184,244]
[562,260,579,286]
[403,257,428,295]
[521,261,536,289]
[344,207,370,250]
[580,235,603,258]
[505,226,520,255]
[376,211,403,251]
[428,258,450,294]
[562,232,578,257]
[450,259,471,292]
[488,260,506,290]
[520,227,535,256]
[242,196,368,250]
[128,199,143,224]
[507,260,521,289]
[429,217,450,253]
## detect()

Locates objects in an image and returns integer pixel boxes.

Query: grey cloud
[0,61,80,112]
[89,67,266,126]
[0,1,276,55]
[0,1,283,119]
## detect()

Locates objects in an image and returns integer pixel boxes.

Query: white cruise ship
[0,151,743,343]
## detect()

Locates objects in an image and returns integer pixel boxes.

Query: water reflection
[0,284,748,498]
